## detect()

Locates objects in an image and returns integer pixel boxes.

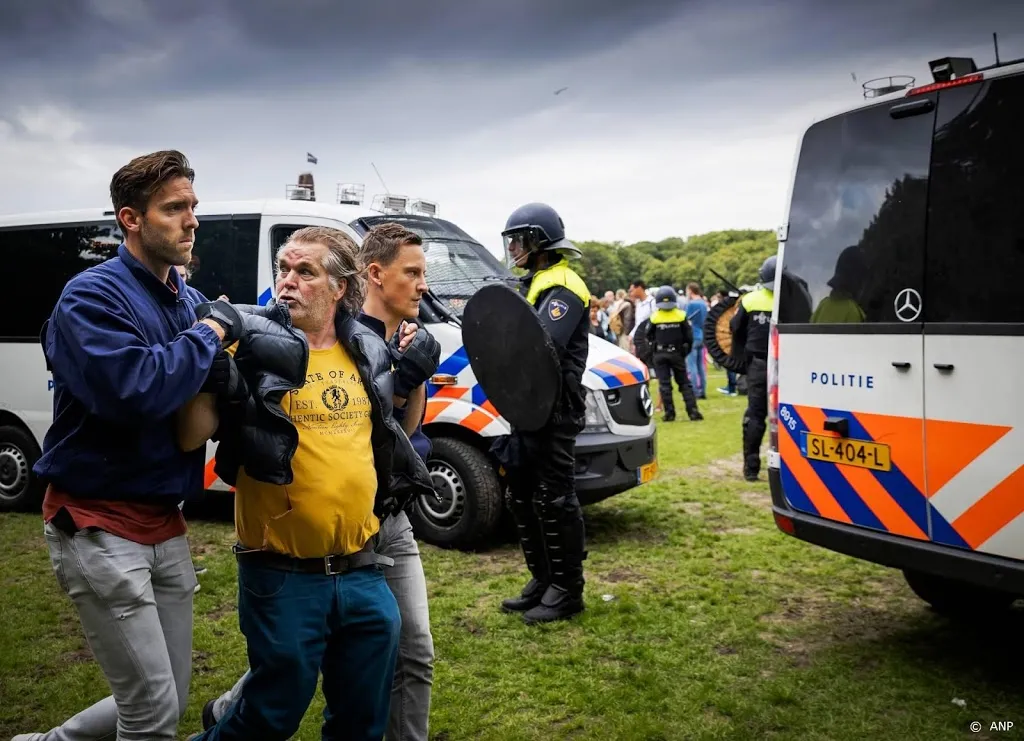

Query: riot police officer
[731,255,775,481]
[495,202,590,624]
[645,286,703,422]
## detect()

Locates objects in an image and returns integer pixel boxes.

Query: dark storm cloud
[1,0,1022,115]
[0,0,687,85]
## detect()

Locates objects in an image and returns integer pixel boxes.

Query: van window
[925,73,1024,323]
[188,216,259,303]
[778,98,935,325]
[0,222,122,340]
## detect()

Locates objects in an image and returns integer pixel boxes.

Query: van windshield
[351,215,516,316]
[421,239,515,315]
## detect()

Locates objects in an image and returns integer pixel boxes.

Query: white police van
[767,54,1024,614]
[0,196,657,549]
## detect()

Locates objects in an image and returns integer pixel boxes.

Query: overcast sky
[1,0,1021,254]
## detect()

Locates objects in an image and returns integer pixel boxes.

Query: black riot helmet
[654,285,678,309]
[759,255,778,287]
[501,202,582,269]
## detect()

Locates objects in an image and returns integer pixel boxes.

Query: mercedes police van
[0,192,657,549]
[767,54,1024,614]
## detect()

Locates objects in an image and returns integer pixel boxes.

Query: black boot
[688,408,704,421]
[523,583,585,624]
[523,490,587,624]
[501,577,548,612]
[503,479,551,614]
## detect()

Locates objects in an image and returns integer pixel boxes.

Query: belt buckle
[324,554,346,575]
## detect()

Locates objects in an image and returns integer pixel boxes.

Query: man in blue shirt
[15,150,240,741]
[683,282,709,399]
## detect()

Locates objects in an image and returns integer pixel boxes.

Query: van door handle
[933,363,954,372]
[891,361,911,369]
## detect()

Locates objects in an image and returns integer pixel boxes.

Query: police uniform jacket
[519,258,590,420]
[644,307,693,356]
[730,287,773,359]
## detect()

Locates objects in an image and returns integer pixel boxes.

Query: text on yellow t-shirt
[234,342,379,558]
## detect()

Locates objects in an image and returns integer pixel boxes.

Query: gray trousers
[209,510,435,741]
[28,522,197,740]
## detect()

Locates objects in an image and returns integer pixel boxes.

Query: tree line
[575,229,778,296]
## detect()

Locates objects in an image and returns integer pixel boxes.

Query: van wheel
[902,569,1017,618]
[409,437,504,551]
[0,425,43,512]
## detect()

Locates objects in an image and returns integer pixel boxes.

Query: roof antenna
[993,32,1001,65]
[371,162,390,195]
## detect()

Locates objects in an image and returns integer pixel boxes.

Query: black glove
[199,350,247,401]
[391,327,441,399]
[195,300,244,345]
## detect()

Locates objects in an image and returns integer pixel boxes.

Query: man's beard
[140,219,189,266]
[289,293,336,333]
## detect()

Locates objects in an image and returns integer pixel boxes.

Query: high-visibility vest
[525,259,590,307]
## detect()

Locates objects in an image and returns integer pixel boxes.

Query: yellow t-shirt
[234,342,380,558]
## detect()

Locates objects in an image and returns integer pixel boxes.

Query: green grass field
[2,369,1023,740]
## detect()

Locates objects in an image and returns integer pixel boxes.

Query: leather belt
[233,540,395,575]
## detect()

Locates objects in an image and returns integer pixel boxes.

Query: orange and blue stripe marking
[778,403,968,548]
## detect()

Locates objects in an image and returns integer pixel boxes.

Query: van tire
[409,437,504,551]
[703,295,748,375]
[902,569,1017,617]
[0,425,43,512]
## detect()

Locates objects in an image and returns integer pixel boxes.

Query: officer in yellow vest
[644,286,704,422]
[495,202,590,624]
[730,256,775,482]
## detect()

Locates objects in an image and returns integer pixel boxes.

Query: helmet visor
[502,227,544,269]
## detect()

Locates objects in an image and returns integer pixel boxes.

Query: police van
[767,54,1024,614]
[0,196,657,549]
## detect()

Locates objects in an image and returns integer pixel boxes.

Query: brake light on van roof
[906,73,984,96]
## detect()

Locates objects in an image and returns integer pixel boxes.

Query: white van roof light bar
[336,183,364,206]
[371,193,411,214]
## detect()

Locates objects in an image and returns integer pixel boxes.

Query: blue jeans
[726,369,738,393]
[208,511,434,740]
[197,559,401,741]
[686,341,706,397]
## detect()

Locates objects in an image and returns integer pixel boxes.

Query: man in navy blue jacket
[15,150,240,741]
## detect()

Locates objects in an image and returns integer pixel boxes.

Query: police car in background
[767,54,1024,615]
[0,195,657,550]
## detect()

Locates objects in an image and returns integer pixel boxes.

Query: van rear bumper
[574,428,656,505]
[769,467,1024,595]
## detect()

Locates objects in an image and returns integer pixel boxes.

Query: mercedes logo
[639,384,653,418]
[894,288,922,322]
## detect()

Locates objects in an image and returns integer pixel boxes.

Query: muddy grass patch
[712,526,760,536]
[738,490,772,511]
[756,591,922,668]
[599,567,648,585]
[676,454,746,481]
[669,500,728,518]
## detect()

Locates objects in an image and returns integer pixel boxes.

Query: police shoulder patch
[548,298,569,320]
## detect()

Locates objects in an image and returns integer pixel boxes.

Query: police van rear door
[775,92,936,541]
[919,70,1024,560]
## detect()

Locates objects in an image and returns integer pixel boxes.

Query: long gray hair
[276,226,366,315]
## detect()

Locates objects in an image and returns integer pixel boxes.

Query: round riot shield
[704,294,748,375]
[461,283,560,432]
